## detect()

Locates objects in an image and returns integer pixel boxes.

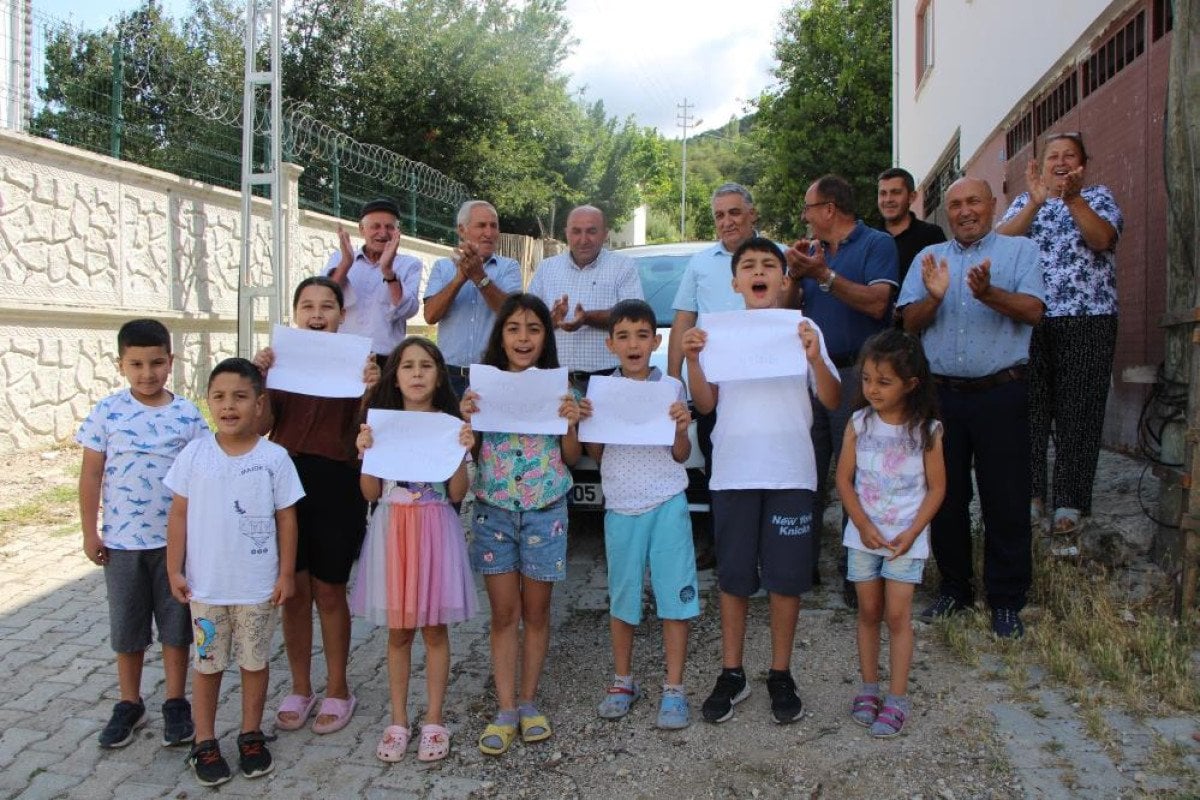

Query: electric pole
[677,99,700,240]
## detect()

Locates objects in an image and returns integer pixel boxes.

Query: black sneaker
[161,698,195,747]
[98,699,146,748]
[991,607,1025,639]
[701,670,750,724]
[237,730,274,779]
[766,671,804,724]
[188,739,232,787]
[918,595,967,624]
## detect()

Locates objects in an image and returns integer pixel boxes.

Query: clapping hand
[1025,160,1049,206]
[551,294,586,331]
[785,238,825,280]
[920,253,951,301]
[966,258,992,300]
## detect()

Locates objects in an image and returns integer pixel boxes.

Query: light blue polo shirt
[424,254,522,367]
[671,242,746,314]
[897,231,1045,379]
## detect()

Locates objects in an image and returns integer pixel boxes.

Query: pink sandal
[274,693,318,731]
[376,724,410,762]
[312,694,357,735]
[417,723,451,762]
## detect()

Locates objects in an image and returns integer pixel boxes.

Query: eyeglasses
[801,200,834,215]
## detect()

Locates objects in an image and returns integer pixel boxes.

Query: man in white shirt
[325,197,423,360]
[528,205,643,388]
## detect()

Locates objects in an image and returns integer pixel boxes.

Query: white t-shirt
[164,435,305,605]
[76,390,208,550]
[708,321,838,491]
[842,408,942,560]
[599,371,688,514]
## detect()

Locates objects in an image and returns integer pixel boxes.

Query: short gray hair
[457,199,498,227]
[711,182,754,209]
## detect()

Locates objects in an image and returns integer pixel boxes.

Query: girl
[252,276,377,735]
[352,336,477,763]
[835,329,945,739]
[459,293,588,756]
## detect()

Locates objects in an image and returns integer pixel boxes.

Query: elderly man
[528,205,642,388]
[326,197,423,360]
[877,167,946,287]
[424,200,523,395]
[785,175,898,601]
[898,177,1045,639]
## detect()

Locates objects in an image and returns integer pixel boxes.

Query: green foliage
[754,0,892,239]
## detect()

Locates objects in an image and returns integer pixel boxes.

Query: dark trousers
[810,365,856,581]
[1028,315,1117,515]
[933,378,1032,610]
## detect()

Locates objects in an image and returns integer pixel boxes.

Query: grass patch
[1145,736,1191,777]
[0,484,77,529]
[935,612,981,668]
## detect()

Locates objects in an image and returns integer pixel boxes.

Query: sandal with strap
[850,694,881,727]
[478,720,517,756]
[417,723,451,762]
[597,682,642,720]
[376,724,410,762]
[870,704,907,738]
[519,709,552,744]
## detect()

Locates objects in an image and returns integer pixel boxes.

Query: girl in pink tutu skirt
[352,336,477,763]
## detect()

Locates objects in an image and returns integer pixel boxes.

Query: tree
[753,0,892,239]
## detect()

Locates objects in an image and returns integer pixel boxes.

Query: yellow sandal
[519,711,552,744]
[477,721,517,756]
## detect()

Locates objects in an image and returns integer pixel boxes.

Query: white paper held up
[468,365,568,435]
[361,409,467,483]
[697,309,807,383]
[265,324,373,398]
[579,375,677,445]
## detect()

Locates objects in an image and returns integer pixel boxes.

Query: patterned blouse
[473,432,572,512]
[999,185,1123,318]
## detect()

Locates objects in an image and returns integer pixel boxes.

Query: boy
[586,299,699,730]
[165,358,304,787]
[77,318,208,749]
[681,237,840,725]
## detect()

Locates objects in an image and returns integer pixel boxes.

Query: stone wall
[0,129,455,452]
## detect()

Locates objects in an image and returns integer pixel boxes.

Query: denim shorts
[846,548,926,584]
[470,495,568,582]
[605,493,698,625]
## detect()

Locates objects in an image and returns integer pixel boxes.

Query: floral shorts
[470,496,568,582]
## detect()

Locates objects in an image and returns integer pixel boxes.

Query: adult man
[785,175,898,602]
[423,200,523,396]
[898,177,1045,638]
[877,167,946,286]
[325,197,423,360]
[528,205,642,387]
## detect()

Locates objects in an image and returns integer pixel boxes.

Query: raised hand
[785,238,824,280]
[362,357,380,389]
[798,320,822,362]
[355,423,374,458]
[668,400,690,433]
[459,389,480,422]
[681,327,707,360]
[337,225,354,265]
[966,258,992,300]
[458,422,476,450]
[251,346,275,375]
[379,228,400,272]
[1025,159,1049,206]
[920,252,951,301]
[1060,166,1085,200]
[559,394,583,426]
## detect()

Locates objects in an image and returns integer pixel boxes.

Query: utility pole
[677,99,700,240]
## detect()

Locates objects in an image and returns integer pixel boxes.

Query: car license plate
[570,483,603,507]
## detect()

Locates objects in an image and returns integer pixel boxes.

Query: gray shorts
[712,489,815,597]
[104,547,192,653]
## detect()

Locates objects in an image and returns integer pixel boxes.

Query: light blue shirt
[424,254,522,366]
[897,231,1045,378]
[324,247,423,355]
[671,242,746,314]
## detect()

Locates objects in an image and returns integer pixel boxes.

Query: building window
[1083,11,1145,96]
[922,138,960,215]
[1006,111,1034,160]
[1153,0,1174,41]
[916,0,934,87]
[1034,72,1078,137]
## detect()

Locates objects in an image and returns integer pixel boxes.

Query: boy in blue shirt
[77,319,209,748]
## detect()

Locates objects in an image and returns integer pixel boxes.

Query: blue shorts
[712,489,815,597]
[605,493,699,625]
[846,548,926,584]
[470,496,568,582]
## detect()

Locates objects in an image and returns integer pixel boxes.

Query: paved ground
[0,447,1197,799]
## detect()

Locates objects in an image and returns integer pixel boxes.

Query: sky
[32,0,792,137]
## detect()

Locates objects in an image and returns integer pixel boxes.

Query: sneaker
[237,730,274,779]
[656,691,690,730]
[991,607,1025,639]
[161,698,195,747]
[700,670,749,724]
[918,595,967,623]
[98,699,146,748]
[766,671,804,724]
[188,739,232,787]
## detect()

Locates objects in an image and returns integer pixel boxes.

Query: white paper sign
[266,325,373,398]
[361,409,466,483]
[468,365,568,435]
[579,375,677,446]
[697,309,808,383]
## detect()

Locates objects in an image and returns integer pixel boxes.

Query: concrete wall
[0,128,454,452]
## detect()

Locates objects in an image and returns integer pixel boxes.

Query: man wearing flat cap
[325,197,423,358]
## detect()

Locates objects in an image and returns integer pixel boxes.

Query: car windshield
[635,254,692,327]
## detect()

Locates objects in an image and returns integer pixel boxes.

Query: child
[586,299,699,730]
[836,329,944,738]
[165,358,304,787]
[459,293,588,755]
[681,237,840,725]
[77,318,208,749]
[251,276,378,735]
[351,336,478,762]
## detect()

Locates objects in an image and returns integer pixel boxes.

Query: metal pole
[331,145,341,219]
[109,39,123,159]
[677,98,696,240]
[409,172,418,236]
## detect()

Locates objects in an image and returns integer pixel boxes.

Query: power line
[677,97,701,239]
